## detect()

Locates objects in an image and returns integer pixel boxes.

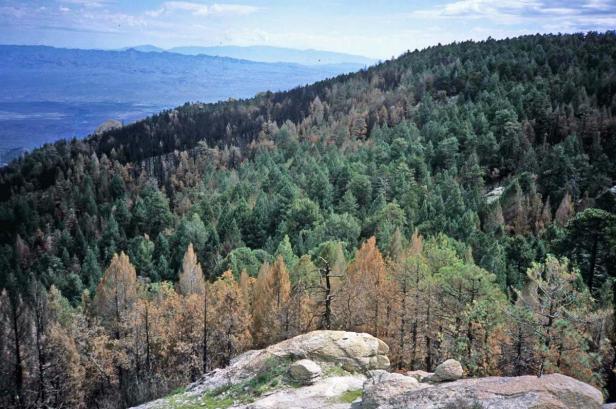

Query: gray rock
[289,359,322,385]
[366,373,603,409]
[237,375,365,409]
[266,330,390,373]
[131,332,606,409]
[432,359,463,382]
[362,370,430,409]
[130,330,389,408]
[406,370,433,382]
[185,330,388,395]
[485,186,504,204]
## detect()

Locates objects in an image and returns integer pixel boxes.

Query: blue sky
[0,0,615,59]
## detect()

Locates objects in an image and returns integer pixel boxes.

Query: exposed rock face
[431,358,463,382]
[485,186,504,204]
[236,375,365,409]
[95,119,122,135]
[364,373,603,409]
[267,330,390,372]
[131,332,606,409]
[362,370,430,409]
[131,330,389,408]
[186,330,388,396]
[289,359,322,385]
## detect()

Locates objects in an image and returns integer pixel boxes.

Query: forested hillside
[1,32,616,408]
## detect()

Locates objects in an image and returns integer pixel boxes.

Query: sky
[0,0,615,59]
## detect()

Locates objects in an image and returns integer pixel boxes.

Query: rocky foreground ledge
[132,330,609,409]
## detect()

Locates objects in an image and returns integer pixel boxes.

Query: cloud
[411,0,616,29]
[58,0,114,8]
[147,2,259,18]
[439,0,541,18]
[583,0,614,11]
[0,0,613,59]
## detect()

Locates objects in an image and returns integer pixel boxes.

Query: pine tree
[239,270,255,310]
[312,241,347,330]
[275,235,298,271]
[94,252,137,335]
[44,322,85,408]
[176,244,211,374]
[209,271,252,367]
[334,237,392,338]
[177,244,205,296]
[555,192,574,227]
[557,208,616,292]
[517,256,592,378]
[252,257,291,346]
[82,247,101,291]
[483,201,505,234]
[93,252,138,407]
[0,287,31,408]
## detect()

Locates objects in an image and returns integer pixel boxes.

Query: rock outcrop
[362,370,429,409]
[183,330,388,397]
[237,375,365,409]
[132,330,387,409]
[131,332,606,409]
[406,370,433,382]
[364,372,603,409]
[94,119,122,135]
[266,330,390,372]
[289,359,322,385]
[431,358,463,382]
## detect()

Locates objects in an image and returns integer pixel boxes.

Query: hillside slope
[1,32,616,409]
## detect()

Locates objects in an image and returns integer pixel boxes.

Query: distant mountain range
[0,44,367,153]
[120,44,377,66]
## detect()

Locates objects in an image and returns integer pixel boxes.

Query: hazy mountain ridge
[0,45,364,104]
[117,44,376,65]
[0,44,363,151]
[168,45,377,65]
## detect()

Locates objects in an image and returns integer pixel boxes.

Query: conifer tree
[177,243,205,296]
[177,244,212,374]
[0,287,31,408]
[517,256,592,378]
[44,322,85,408]
[252,257,291,346]
[335,237,392,337]
[209,271,252,367]
[93,252,137,407]
[312,241,346,330]
[94,252,137,336]
[555,192,574,227]
[239,270,255,310]
[557,208,616,292]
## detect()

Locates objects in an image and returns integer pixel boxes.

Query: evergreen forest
[1,32,616,408]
